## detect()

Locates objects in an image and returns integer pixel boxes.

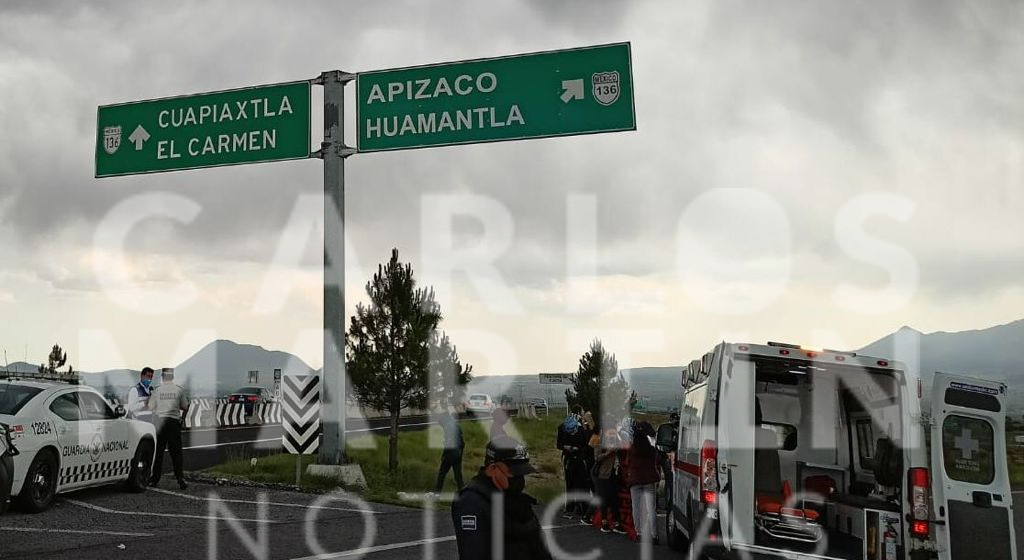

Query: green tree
[38,344,74,378]
[347,249,442,473]
[566,339,634,421]
[429,331,473,411]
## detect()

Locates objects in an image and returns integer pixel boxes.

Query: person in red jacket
[626,421,661,545]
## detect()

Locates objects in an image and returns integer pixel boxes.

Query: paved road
[0,482,674,560]
[174,414,459,473]
[1,484,1019,559]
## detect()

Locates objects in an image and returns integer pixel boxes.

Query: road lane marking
[0,527,154,537]
[291,524,572,559]
[183,423,435,449]
[347,422,433,433]
[184,437,281,450]
[149,487,380,514]
[64,498,280,523]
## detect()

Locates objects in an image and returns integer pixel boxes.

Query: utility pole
[319,69,355,465]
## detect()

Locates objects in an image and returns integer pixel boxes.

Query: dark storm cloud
[0,0,1021,296]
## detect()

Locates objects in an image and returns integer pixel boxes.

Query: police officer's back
[452,436,552,560]
[147,368,189,489]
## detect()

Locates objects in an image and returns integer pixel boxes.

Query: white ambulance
[657,341,1016,560]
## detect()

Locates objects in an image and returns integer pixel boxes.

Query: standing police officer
[147,368,189,490]
[452,436,552,560]
[125,367,155,422]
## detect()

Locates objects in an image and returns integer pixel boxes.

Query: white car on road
[465,394,496,415]
[0,376,157,513]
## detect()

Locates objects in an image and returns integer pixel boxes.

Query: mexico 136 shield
[103,125,122,155]
[592,71,620,106]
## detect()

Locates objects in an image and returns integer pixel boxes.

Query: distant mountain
[3,361,38,374]
[171,340,315,395]
[858,319,1024,411]
[858,320,1024,383]
[4,340,315,398]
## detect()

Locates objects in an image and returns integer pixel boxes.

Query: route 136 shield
[591,71,620,106]
[103,125,122,155]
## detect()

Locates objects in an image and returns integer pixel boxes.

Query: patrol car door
[77,390,132,482]
[930,373,1016,560]
[46,391,96,490]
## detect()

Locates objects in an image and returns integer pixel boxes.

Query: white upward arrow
[128,125,150,150]
[560,79,584,103]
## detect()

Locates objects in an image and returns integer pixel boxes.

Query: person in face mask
[452,436,553,560]
[125,367,155,423]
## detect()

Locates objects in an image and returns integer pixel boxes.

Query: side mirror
[655,422,677,453]
[114,405,127,418]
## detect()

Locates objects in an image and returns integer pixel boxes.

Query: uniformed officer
[147,368,189,490]
[451,436,552,560]
[125,367,155,422]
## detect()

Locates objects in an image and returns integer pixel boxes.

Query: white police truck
[657,341,1016,560]
[0,372,157,513]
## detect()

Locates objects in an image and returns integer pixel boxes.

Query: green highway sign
[96,81,311,177]
[356,43,635,152]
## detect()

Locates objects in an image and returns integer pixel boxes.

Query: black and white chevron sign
[282,375,321,454]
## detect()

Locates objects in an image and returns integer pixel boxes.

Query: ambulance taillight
[701,440,718,506]
[908,467,930,538]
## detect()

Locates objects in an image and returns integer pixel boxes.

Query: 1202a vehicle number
[31,421,52,435]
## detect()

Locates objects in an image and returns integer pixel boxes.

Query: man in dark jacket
[556,413,589,518]
[452,436,553,560]
[435,411,465,492]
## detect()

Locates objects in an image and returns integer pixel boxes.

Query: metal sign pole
[319,70,355,465]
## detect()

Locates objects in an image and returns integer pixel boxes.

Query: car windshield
[236,387,262,395]
[469,395,487,402]
[0,384,43,415]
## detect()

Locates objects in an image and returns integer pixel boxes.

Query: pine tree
[38,344,71,378]
[347,248,442,473]
[566,339,635,421]
[429,331,473,411]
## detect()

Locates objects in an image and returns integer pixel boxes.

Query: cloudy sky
[0,1,1021,375]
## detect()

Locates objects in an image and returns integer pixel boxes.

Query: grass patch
[205,413,569,506]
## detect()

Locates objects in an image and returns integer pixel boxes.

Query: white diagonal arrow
[561,79,584,103]
[128,125,150,150]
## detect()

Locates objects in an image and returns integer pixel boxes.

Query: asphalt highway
[0,482,676,559]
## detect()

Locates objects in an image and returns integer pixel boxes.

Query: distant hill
[171,340,315,395]
[857,319,1024,412]
[858,320,1024,382]
[5,340,315,398]
[3,361,39,374]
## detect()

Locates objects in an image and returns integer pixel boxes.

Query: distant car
[527,398,548,414]
[0,423,15,515]
[464,394,496,415]
[227,386,275,416]
[0,377,156,513]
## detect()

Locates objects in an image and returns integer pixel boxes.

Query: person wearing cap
[125,367,155,422]
[452,436,552,560]
[557,410,590,519]
[147,368,189,490]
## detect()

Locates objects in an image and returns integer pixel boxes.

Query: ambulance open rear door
[930,373,1016,560]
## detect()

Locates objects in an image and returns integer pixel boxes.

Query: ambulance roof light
[767,342,801,349]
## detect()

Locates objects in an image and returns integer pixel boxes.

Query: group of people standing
[557,406,663,545]
[125,367,190,490]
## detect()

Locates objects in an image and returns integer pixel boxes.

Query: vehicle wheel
[686,502,709,560]
[0,457,12,515]
[17,450,58,513]
[124,440,153,493]
[666,502,689,551]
